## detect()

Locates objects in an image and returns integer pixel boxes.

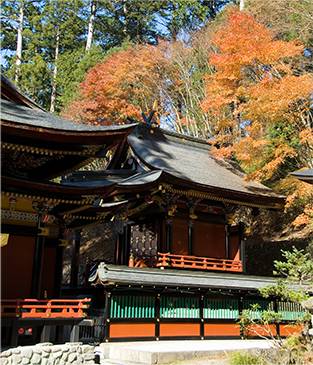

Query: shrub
[229,351,267,365]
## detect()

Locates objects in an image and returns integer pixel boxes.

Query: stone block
[21,358,30,365]
[1,350,12,357]
[52,351,62,359]
[82,353,95,361]
[37,343,52,347]
[31,353,41,364]
[51,346,62,353]
[68,352,77,363]
[61,352,68,362]
[12,348,21,354]
[12,354,22,363]
[32,347,42,354]
[42,347,52,354]
[21,349,33,359]
[82,345,94,353]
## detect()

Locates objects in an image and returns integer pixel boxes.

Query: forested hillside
[1,0,312,242]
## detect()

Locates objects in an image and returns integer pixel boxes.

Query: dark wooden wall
[1,235,35,299]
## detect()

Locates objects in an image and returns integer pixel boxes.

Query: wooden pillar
[104,291,111,342]
[70,325,80,342]
[200,294,204,340]
[124,224,130,265]
[188,220,193,256]
[165,218,172,252]
[239,222,245,272]
[31,218,45,298]
[70,229,81,288]
[54,242,63,296]
[225,225,230,259]
[119,223,130,266]
[115,233,121,265]
[155,293,160,340]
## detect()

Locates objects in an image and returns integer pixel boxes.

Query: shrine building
[1,76,305,345]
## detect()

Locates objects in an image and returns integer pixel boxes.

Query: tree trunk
[85,0,96,51]
[15,0,24,85]
[122,0,127,36]
[50,27,60,113]
[239,0,245,11]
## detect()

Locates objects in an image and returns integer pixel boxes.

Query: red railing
[1,298,91,319]
[157,252,242,273]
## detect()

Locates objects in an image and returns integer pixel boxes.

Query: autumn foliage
[66,8,313,235]
[63,44,169,124]
[200,9,313,230]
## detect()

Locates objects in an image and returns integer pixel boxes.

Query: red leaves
[63,44,169,125]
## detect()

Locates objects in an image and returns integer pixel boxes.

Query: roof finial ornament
[141,107,160,132]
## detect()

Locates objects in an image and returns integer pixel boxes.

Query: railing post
[46,300,51,318]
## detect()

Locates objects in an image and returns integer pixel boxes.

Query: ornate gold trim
[2,142,99,156]
[2,192,94,205]
[160,184,282,209]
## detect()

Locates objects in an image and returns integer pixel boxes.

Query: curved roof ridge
[158,126,211,149]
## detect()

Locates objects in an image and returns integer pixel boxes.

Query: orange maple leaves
[201,9,312,180]
[63,44,169,124]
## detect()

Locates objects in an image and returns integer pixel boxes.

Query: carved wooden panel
[130,222,158,266]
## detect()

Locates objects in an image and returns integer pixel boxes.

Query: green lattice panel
[277,301,306,321]
[110,295,155,319]
[203,298,239,319]
[160,296,200,319]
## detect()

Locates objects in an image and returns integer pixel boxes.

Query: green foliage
[273,247,313,286]
[246,0,313,46]
[260,280,308,303]
[1,0,233,111]
[229,351,267,365]
[56,46,105,109]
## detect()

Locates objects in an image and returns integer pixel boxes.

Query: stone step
[100,339,273,365]
[102,359,148,365]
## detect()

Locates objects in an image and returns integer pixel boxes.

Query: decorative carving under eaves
[2,209,38,223]
[2,150,63,178]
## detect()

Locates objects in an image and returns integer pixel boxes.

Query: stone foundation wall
[0,342,96,365]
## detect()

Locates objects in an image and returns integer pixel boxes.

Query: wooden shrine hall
[1,76,305,345]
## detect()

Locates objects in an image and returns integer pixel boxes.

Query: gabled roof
[127,125,285,208]
[290,168,313,185]
[1,98,135,134]
[1,77,137,180]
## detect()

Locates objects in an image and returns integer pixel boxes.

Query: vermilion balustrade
[157,252,242,273]
[1,298,91,319]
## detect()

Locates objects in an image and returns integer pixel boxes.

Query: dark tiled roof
[63,170,162,188]
[128,125,284,201]
[290,168,313,185]
[90,263,279,291]
[1,99,136,132]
